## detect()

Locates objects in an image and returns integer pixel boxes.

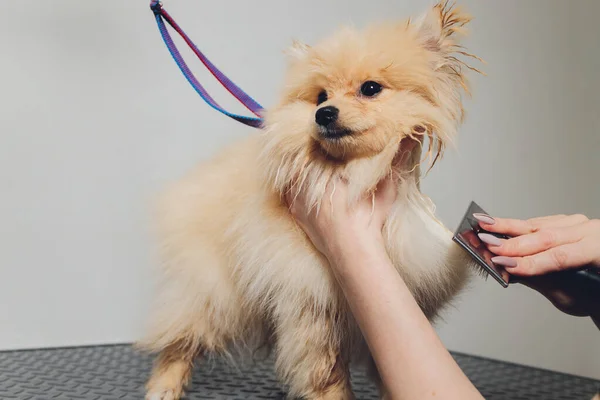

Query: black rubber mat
[0,344,597,399]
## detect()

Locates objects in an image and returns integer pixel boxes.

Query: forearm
[330,241,483,400]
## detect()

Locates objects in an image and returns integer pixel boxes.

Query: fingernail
[491,256,517,268]
[473,213,495,225]
[478,233,502,247]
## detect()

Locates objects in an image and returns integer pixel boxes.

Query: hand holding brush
[474,213,600,327]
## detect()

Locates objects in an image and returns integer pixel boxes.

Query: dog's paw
[145,389,177,400]
[145,360,189,400]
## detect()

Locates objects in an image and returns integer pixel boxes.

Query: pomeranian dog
[140,1,482,399]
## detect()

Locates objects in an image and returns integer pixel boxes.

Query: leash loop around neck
[149,1,264,128]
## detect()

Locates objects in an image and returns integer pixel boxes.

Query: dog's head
[260,1,481,202]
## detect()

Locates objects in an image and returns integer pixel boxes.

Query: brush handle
[575,266,600,284]
[513,265,600,318]
[570,267,600,293]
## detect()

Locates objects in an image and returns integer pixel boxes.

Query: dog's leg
[140,239,255,399]
[145,339,200,400]
[274,307,354,400]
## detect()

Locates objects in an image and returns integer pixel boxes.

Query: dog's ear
[414,1,472,55]
[409,2,483,163]
[284,39,311,62]
[411,1,483,109]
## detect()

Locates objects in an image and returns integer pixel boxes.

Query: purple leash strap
[150,1,264,128]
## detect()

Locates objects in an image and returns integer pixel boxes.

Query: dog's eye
[317,90,328,105]
[360,81,383,97]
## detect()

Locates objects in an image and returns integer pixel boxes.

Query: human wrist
[327,233,388,271]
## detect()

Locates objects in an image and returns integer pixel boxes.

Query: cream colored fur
[140,2,482,399]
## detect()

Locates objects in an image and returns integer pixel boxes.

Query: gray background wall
[1,0,598,379]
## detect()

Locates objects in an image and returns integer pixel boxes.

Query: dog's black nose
[315,106,339,126]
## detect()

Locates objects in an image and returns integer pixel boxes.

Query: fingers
[285,177,313,219]
[285,183,301,213]
[399,137,419,165]
[286,171,399,228]
[491,239,597,276]
[479,223,585,257]
[473,215,538,236]
[479,217,599,276]
[474,213,589,236]
[287,175,347,221]
[392,137,420,169]
[284,188,295,212]
[528,213,589,229]
[374,174,399,209]
[481,247,510,283]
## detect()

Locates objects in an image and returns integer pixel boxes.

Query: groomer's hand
[474,213,600,324]
[285,138,418,265]
[286,173,396,264]
[473,213,600,275]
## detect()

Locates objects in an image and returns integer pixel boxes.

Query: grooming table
[0,344,597,399]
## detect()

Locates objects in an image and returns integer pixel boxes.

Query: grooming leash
[149,1,264,128]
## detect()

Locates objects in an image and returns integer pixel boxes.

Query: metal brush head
[452,201,510,288]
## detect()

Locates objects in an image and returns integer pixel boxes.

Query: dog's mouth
[317,125,354,140]
[314,131,416,171]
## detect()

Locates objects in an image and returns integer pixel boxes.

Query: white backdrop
[1,0,599,379]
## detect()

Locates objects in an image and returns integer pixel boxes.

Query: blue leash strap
[150,1,264,128]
